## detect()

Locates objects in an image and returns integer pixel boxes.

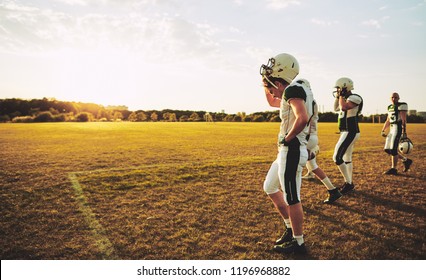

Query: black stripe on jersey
[284,147,301,205]
[284,85,307,102]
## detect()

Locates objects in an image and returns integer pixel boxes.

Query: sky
[0,0,425,115]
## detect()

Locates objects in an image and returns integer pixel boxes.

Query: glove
[401,132,407,139]
[381,131,387,137]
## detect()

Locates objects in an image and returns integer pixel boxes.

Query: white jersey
[309,100,318,136]
[278,81,314,146]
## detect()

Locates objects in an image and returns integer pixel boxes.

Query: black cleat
[275,228,293,245]
[383,168,398,175]
[340,182,355,194]
[403,159,412,172]
[273,239,307,254]
[324,189,342,204]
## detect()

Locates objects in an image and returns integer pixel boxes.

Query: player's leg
[263,159,292,244]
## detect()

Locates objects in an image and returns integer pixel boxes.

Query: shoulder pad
[347,94,362,105]
[284,84,307,102]
[398,102,408,111]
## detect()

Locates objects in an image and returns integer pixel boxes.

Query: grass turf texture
[0,122,425,259]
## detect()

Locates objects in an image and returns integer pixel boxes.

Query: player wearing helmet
[297,79,342,204]
[332,77,363,194]
[381,92,413,174]
[260,53,311,254]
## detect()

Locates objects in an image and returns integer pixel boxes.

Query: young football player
[332,77,363,194]
[297,79,342,204]
[260,53,311,254]
[381,92,413,174]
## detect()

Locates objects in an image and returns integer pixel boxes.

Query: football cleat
[273,239,307,254]
[275,228,293,245]
[383,168,398,175]
[324,189,342,204]
[403,159,413,172]
[340,182,355,194]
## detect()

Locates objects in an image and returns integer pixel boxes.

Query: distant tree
[189,112,201,121]
[269,114,281,122]
[0,115,10,122]
[407,114,425,123]
[252,114,265,122]
[34,111,54,122]
[224,114,235,122]
[137,112,148,121]
[75,112,93,122]
[53,114,66,122]
[113,111,123,121]
[169,113,177,122]
[128,112,137,122]
[179,115,189,122]
[318,112,338,122]
[150,112,158,122]
[243,116,252,122]
[233,115,242,122]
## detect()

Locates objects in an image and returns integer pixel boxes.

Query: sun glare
[52,47,146,106]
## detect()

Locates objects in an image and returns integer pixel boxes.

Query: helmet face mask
[399,138,414,154]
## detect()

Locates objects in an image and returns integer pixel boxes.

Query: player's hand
[332,91,339,98]
[381,131,387,137]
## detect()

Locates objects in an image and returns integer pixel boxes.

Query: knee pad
[343,154,352,163]
[263,180,280,195]
[306,158,318,171]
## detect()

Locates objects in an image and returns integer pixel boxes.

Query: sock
[321,177,336,190]
[346,162,353,184]
[337,163,351,184]
[284,219,291,229]
[293,234,304,245]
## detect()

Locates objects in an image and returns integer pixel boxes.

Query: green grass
[0,122,425,259]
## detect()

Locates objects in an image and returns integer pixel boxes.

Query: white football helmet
[335,77,354,91]
[260,53,300,88]
[399,138,413,154]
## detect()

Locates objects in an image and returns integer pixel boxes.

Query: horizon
[1,0,425,115]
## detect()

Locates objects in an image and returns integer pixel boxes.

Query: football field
[0,122,425,260]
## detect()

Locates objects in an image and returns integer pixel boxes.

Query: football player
[297,79,342,204]
[332,77,363,194]
[260,53,311,254]
[381,92,413,174]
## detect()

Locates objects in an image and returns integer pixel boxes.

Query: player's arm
[400,110,407,135]
[339,96,358,111]
[283,98,308,142]
[264,87,281,108]
[333,96,340,112]
[381,116,390,136]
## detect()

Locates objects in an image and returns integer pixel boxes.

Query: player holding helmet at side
[260,53,311,254]
[332,77,363,194]
[381,92,413,175]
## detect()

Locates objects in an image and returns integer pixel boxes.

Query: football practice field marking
[68,156,268,259]
[69,172,119,259]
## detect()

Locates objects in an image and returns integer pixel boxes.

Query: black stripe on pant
[284,147,300,205]
[334,132,356,165]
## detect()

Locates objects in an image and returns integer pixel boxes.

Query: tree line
[0,98,424,123]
